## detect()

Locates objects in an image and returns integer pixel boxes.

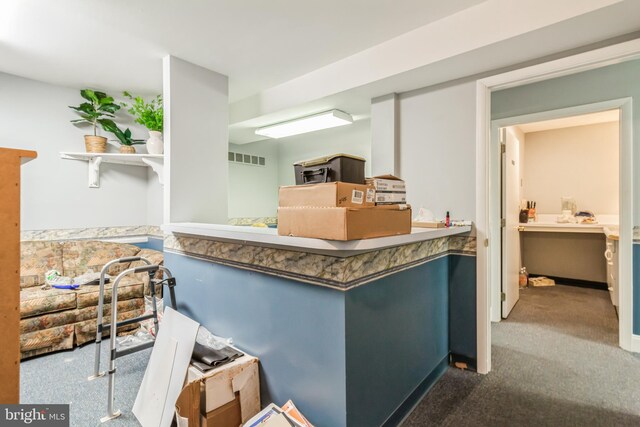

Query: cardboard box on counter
[279,182,375,208]
[365,174,406,192]
[277,205,411,241]
[176,353,260,427]
[375,192,407,204]
[412,221,446,229]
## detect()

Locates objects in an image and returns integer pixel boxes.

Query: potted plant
[69,89,120,153]
[121,91,164,154]
[101,120,145,154]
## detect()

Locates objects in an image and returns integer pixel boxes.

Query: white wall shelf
[60,152,164,188]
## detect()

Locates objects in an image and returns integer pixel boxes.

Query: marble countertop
[163,222,472,257]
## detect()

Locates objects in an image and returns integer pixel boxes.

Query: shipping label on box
[279,182,375,208]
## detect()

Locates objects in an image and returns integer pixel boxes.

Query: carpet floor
[21,343,150,426]
[403,284,640,426]
[21,285,640,426]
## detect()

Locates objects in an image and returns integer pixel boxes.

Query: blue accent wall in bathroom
[345,257,449,427]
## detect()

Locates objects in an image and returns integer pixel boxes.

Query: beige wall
[522,232,606,283]
[523,121,619,215]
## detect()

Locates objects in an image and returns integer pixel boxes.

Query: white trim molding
[475,37,640,375]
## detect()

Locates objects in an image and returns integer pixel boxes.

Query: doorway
[490,99,633,352]
[499,110,620,323]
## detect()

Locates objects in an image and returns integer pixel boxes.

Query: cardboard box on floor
[279,182,375,208]
[277,205,411,241]
[175,353,260,427]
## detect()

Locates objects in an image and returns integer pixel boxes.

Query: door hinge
[484,238,489,247]
[500,143,506,154]
[501,218,506,227]
[501,292,506,302]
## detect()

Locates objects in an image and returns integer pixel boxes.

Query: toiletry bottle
[531,201,537,222]
[445,211,450,227]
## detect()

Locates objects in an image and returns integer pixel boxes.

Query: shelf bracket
[142,157,164,185]
[88,156,102,188]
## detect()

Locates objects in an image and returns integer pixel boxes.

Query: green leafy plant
[121,91,163,132]
[69,89,120,136]
[101,120,145,146]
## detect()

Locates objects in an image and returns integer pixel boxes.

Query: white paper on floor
[132,307,199,427]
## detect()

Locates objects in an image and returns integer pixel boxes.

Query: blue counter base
[165,251,477,426]
[382,355,449,427]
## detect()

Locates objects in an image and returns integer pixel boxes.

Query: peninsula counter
[162,223,477,426]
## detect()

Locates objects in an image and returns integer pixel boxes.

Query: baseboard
[381,354,449,427]
[529,274,607,291]
[629,334,640,353]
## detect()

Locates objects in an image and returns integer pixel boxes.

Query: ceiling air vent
[228,151,266,167]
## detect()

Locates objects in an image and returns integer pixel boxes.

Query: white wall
[225,120,371,218]
[277,119,371,187]
[398,81,477,221]
[0,72,153,230]
[163,56,228,224]
[228,141,279,218]
[523,121,619,214]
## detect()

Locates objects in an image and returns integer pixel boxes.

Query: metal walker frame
[87,257,177,423]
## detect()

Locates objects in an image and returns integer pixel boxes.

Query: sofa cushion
[20,287,77,319]
[75,277,144,309]
[20,241,63,288]
[20,310,77,334]
[62,240,141,278]
[20,324,74,358]
[74,304,145,346]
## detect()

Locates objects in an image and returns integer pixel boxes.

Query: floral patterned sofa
[19,240,163,359]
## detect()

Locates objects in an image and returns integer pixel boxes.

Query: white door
[502,127,521,318]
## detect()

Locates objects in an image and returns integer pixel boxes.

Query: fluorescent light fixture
[255,109,353,139]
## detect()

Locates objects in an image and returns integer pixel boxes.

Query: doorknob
[517,226,525,232]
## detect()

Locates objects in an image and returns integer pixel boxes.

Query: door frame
[475,38,640,374]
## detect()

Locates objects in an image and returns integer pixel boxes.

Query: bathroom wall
[522,121,619,215]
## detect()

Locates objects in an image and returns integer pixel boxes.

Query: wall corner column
[371,93,399,176]
[163,55,229,224]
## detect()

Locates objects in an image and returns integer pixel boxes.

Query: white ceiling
[516,110,619,134]
[0,0,485,101]
[2,0,639,145]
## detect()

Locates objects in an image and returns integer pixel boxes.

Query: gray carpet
[21,285,640,426]
[21,343,150,426]
[403,285,640,426]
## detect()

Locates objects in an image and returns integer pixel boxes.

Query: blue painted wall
[134,237,164,251]
[492,59,640,336]
[345,257,450,426]
[166,251,478,426]
[164,252,348,427]
[449,255,477,359]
